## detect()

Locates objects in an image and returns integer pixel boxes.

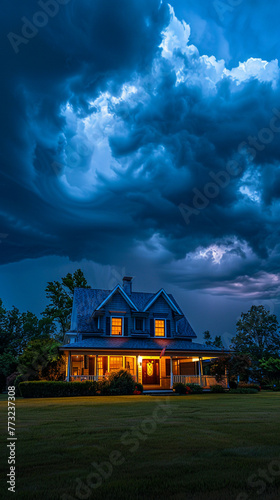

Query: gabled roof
[143,288,181,314]
[96,284,138,312]
[70,286,196,338]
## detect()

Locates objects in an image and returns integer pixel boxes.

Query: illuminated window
[98,356,108,375]
[155,319,165,337]
[111,317,122,335]
[125,357,135,376]
[98,357,103,373]
[110,356,123,371]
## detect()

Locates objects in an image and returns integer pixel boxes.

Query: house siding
[100,290,133,335]
[147,296,175,337]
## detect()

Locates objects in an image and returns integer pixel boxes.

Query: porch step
[143,389,174,395]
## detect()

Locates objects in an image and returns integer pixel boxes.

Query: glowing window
[111,317,122,336]
[125,357,135,376]
[110,356,123,371]
[155,319,165,337]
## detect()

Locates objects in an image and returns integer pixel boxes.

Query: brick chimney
[122,276,133,295]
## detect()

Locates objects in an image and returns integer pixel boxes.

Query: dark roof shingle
[61,337,222,352]
[70,286,196,338]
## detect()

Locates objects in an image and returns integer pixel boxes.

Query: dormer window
[155,319,165,337]
[135,318,144,331]
[111,317,123,336]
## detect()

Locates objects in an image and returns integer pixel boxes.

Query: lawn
[1,392,280,500]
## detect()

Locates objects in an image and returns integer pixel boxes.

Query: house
[60,277,226,389]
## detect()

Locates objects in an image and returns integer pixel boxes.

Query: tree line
[0,269,90,391]
[203,306,280,386]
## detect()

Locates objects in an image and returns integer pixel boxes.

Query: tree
[203,330,224,349]
[42,269,90,340]
[211,353,251,384]
[17,338,65,381]
[0,303,53,391]
[259,357,280,382]
[231,305,280,380]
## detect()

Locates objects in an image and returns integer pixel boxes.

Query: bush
[269,380,280,391]
[229,380,237,389]
[238,382,261,391]
[173,382,188,394]
[210,384,225,393]
[229,388,259,394]
[6,372,25,396]
[19,381,98,398]
[134,382,143,394]
[106,370,136,395]
[187,383,203,394]
[14,375,25,396]
[261,380,280,391]
[97,379,111,395]
[19,370,141,398]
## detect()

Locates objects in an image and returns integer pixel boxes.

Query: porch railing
[70,374,137,382]
[70,375,102,382]
[173,375,227,388]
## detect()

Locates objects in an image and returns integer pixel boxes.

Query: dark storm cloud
[1,0,280,299]
[171,0,280,65]
[0,0,169,259]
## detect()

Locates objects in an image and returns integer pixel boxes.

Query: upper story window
[155,319,165,337]
[111,317,123,336]
[135,318,144,331]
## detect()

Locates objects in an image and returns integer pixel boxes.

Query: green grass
[1,393,280,500]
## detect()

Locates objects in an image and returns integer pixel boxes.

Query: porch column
[136,355,139,383]
[199,357,203,386]
[66,351,71,381]
[170,356,173,389]
[198,357,202,386]
[96,355,99,381]
[225,367,229,388]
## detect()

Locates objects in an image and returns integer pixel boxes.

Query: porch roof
[60,337,224,353]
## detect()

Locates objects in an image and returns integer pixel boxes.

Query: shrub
[14,375,25,396]
[229,388,259,394]
[6,372,25,396]
[134,382,143,394]
[271,381,280,391]
[229,380,237,389]
[106,370,135,395]
[173,382,187,394]
[261,384,272,391]
[265,379,280,391]
[238,382,261,391]
[210,384,225,393]
[97,379,111,395]
[186,383,203,394]
[260,380,280,391]
[19,381,98,398]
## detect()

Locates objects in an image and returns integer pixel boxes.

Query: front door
[88,357,95,376]
[142,359,160,385]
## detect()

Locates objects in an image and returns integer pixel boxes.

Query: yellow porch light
[192,357,199,362]
[138,356,142,365]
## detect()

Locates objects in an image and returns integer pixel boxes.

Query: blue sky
[1,0,280,342]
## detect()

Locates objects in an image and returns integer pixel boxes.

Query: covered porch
[64,351,227,389]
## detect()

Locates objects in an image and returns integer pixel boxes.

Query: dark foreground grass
[1,392,280,500]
